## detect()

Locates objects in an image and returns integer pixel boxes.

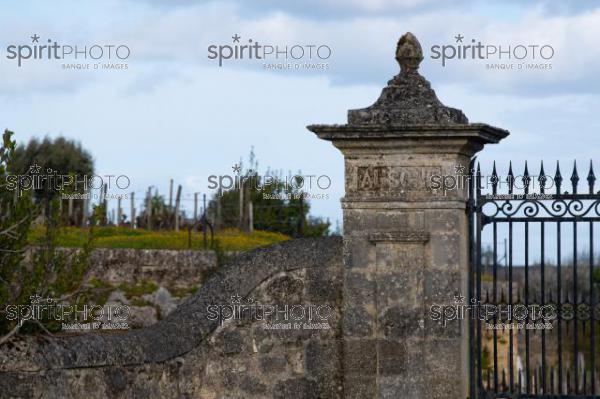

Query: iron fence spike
[555,160,563,194]
[571,160,579,194]
[507,161,515,194]
[587,159,596,194]
[538,160,547,193]
[523,161,531,194]
[492,161,499,194]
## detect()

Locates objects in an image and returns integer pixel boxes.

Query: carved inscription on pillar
[346,164,441,199]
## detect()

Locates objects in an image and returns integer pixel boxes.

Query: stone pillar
[308,33,509,399]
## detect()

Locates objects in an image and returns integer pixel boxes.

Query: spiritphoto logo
[5,164,131,199]
[6,34,130,70]
[4,294,130,331]
[207,163,332,199]
[429,294,557,331]
[430,164,559,197]
[430,34,554,70]
[207,295,333,330]
[207,34,331,70]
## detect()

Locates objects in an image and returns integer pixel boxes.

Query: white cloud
[107,2,600,96]
[3,1,600,98]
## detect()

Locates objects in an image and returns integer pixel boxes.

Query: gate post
[308,33,509,398]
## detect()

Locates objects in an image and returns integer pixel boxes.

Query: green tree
[210,151,331,237]
[9,136,94,201]
[1,131,95,340]
[0,130,35,319]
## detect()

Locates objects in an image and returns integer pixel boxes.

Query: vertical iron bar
[468,158,476,399]
[525,221,530,393]
[476,163,483,397]
[509,220,514,392]
[493,222,499,392]
[541,221,546,392]
[558,221,563,394]
[477,215,483,398]
[573,220,579,394]
[590,221,596,395]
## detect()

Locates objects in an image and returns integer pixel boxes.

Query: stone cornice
[307,123,509,144]
[368,231,430,243]
[341,199,467,209]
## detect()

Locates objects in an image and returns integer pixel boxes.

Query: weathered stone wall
[0,237,343,399]
[60,247,221,287]
[20,248,224,330]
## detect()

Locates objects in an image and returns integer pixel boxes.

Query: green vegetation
[0,130,33,319]
[1,130,98,336]
[1,131,36,333]
[28,226,289,251]
[0,133,295,342]
[168,285,199,298]
[9,135,93,201]
[118,280,158,299]
[211,149,331,238]
[82,277,114,306]
[482,346,491,370]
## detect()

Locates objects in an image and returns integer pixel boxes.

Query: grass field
[29,226,290,251]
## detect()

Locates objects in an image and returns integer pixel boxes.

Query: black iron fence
[469,160,600,398]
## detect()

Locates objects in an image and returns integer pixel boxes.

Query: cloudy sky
[1,0,599,230]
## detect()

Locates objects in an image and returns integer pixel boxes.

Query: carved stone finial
[344,31,468,125]
[395,32,423,73]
